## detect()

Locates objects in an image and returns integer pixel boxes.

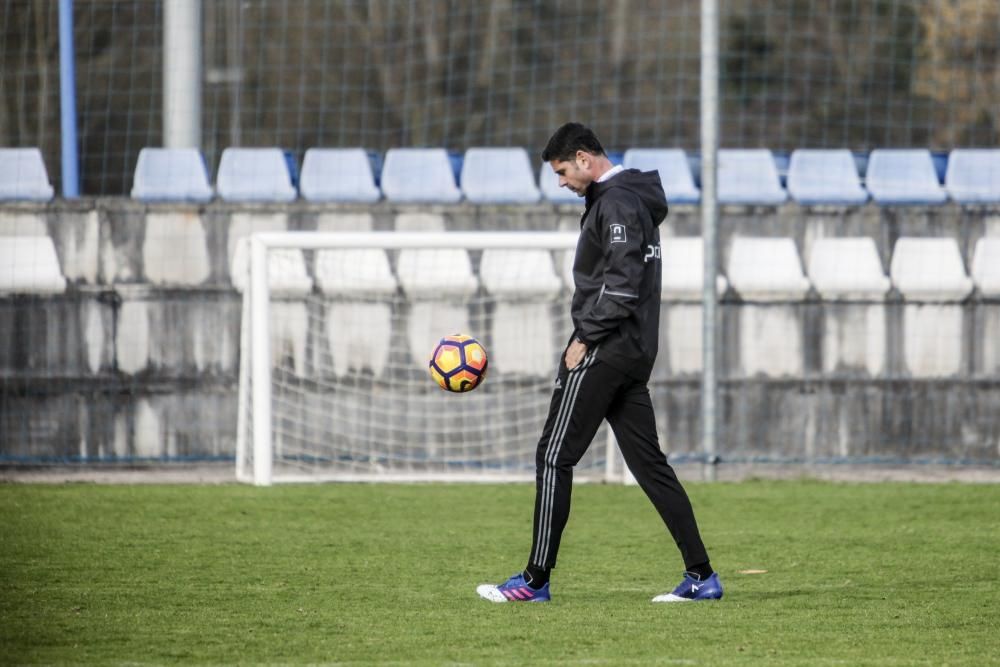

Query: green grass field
[2,480,998,665]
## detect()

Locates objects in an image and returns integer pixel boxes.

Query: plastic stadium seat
[787,149,868,205]
[807,237,889,375]
[807,237,889,299]
[890,237,972,377]
[971,237,1000,296]
[397,248,478,364]
[657,237,727,376]
[229,238,313,296]
[316,249,397,378]
[623,149,700,204]
[131,148,213,202]
[479,249,562,299]
[315,249,397,297]
[889,237,973,301]
[396,249,478,300]
[300,148,380,203]
[727,237,810,301]
[538,163,583,204]
[727,237,809,377]
[394,212,446,232]
[717,149,787,205]
[217,148,297,202]
[866,149,948,205]
[380,148,462,203]
[944,149,1000,204]
[660,237,728,299]
[460,148,540,204]
[480,249,562,375]
[0,236,66,293]
[0,148,54,201]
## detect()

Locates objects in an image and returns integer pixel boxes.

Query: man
[476,123,723,604]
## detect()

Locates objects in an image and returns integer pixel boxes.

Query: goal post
[235,230,629,486]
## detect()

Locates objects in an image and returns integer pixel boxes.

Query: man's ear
[575,150,590,171]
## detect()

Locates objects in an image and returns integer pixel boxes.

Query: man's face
[549,152,593,196]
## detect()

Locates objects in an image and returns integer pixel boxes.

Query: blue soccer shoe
[476,572,551,603]
[652,572,724,603]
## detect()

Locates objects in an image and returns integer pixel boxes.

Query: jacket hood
[585,168,668,225]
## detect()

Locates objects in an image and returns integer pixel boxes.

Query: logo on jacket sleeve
[610,224,626,244]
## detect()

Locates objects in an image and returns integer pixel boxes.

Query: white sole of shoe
[476,584,508,603]
[651,593,692,603]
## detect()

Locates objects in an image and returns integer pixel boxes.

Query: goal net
[235,230,624,485]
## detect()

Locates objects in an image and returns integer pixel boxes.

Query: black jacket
[570,168,667,382]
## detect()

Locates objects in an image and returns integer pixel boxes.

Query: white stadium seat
[394,212,446,232]
[316,249,398,378]
[131,148,213,202]
[380,148,461,203]
[889,237,973,302]
[480,249,562,375]
[300,148,380,203]
[658,237,727,376]
[807,237,889,299]
[787,149,868,205]
[728,237,809,377]
[661,237,728,300]
[807,237,890,375]
[0,236,67,294]
[229,237,313,297]
[396,248,478,363]
[0,148,54,201]
[727,237,810,301]
[718,149,787,205]
[866,149,947,205]
[217,148,297,202]
[972,237,1000,374]
[623,149,700,204]
[890,237,972,377]
[461,148,541,204]
[315,249,397,297]
[971,237,1000,296]
[945,149,1000,204]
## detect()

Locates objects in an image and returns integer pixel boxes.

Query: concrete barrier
[1,198,999,465]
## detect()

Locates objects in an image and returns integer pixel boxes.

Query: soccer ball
[429,334,488,392]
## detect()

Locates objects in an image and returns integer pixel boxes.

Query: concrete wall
[1,199,999,465]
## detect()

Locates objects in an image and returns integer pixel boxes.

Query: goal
[235,230,623,485]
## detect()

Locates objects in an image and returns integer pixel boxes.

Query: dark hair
[541,122,606,162]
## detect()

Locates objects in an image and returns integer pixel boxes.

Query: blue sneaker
[476,572,551,603]
[652,572,723,603]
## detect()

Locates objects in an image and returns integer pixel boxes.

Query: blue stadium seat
[623,149,700,204]
[217,148,297,202]
[865,149,947,205]
[718,149,787,205]
[944,149,1000,204]
[538,162,583,204]
[0,148,54,201]
[299,148,381,203]
[460,148,540,204]
[131,148,213,202]
[787,149,868,205]
[380,148,462,203]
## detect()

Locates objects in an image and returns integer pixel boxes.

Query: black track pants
[528,349,710,571]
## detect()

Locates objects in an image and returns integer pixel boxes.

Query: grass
[1,480,999,665]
